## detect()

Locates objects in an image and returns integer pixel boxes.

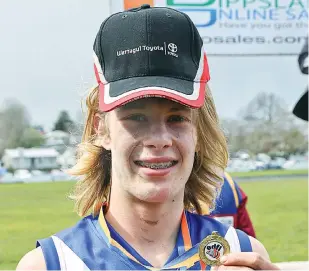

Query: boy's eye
[123,114,189,123]
[168,115,187,122]
[167,115,188,122]
[126,114,147,122]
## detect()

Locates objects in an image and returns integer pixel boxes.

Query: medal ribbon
[98,207,208,270]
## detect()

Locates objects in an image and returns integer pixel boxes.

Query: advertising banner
[111,0,308,55]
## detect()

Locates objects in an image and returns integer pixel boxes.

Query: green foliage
[0,100,31,156]
[53,110,75,133]
[19,128,45,148]
[223,92,308,155]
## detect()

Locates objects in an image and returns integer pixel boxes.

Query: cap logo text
[116,43,178,58]
[116,45,164,57]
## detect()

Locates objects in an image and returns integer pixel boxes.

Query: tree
[223,92,308,155]
[241,92,289,126]
[19,127,46,148]
[221,119,248,154]
[53,110,75,133]
[0,99,31,156]
[280,127,308,154]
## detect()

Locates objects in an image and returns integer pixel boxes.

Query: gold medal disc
[199,231,230,266]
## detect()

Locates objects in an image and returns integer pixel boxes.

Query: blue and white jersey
[37,207,252,270]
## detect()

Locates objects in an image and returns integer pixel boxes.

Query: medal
[199,231,230,266]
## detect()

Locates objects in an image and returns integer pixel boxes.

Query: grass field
[0,178,308,269]
[229,169,308,178]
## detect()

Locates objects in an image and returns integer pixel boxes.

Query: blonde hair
[69,85,228,216]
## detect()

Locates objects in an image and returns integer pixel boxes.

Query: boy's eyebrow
[169,106,190,112]
[118,101,191,112]
[117,102,145,111]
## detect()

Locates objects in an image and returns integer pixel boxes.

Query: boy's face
[101,97,197,203]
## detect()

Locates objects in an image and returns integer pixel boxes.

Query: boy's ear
[93,113,101,133]
[93,113,111,150]
[195,142,200,153]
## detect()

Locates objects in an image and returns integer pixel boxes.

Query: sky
[0,0,307,131]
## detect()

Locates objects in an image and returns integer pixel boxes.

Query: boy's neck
[105,192,184,268]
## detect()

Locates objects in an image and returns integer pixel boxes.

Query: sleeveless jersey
[37,208,252,270]
[210,172,243,227]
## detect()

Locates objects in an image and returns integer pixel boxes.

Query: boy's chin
[134,187,172,203]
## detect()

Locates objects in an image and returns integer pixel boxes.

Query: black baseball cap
[93,4,210,112]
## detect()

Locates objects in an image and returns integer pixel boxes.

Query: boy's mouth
[134,161,178,169]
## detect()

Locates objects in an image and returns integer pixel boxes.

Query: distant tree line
[221,92,308,157]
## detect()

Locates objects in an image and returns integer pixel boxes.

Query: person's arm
[219,237,280,270]
[16,247,46,271]
[236,187,256,238]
